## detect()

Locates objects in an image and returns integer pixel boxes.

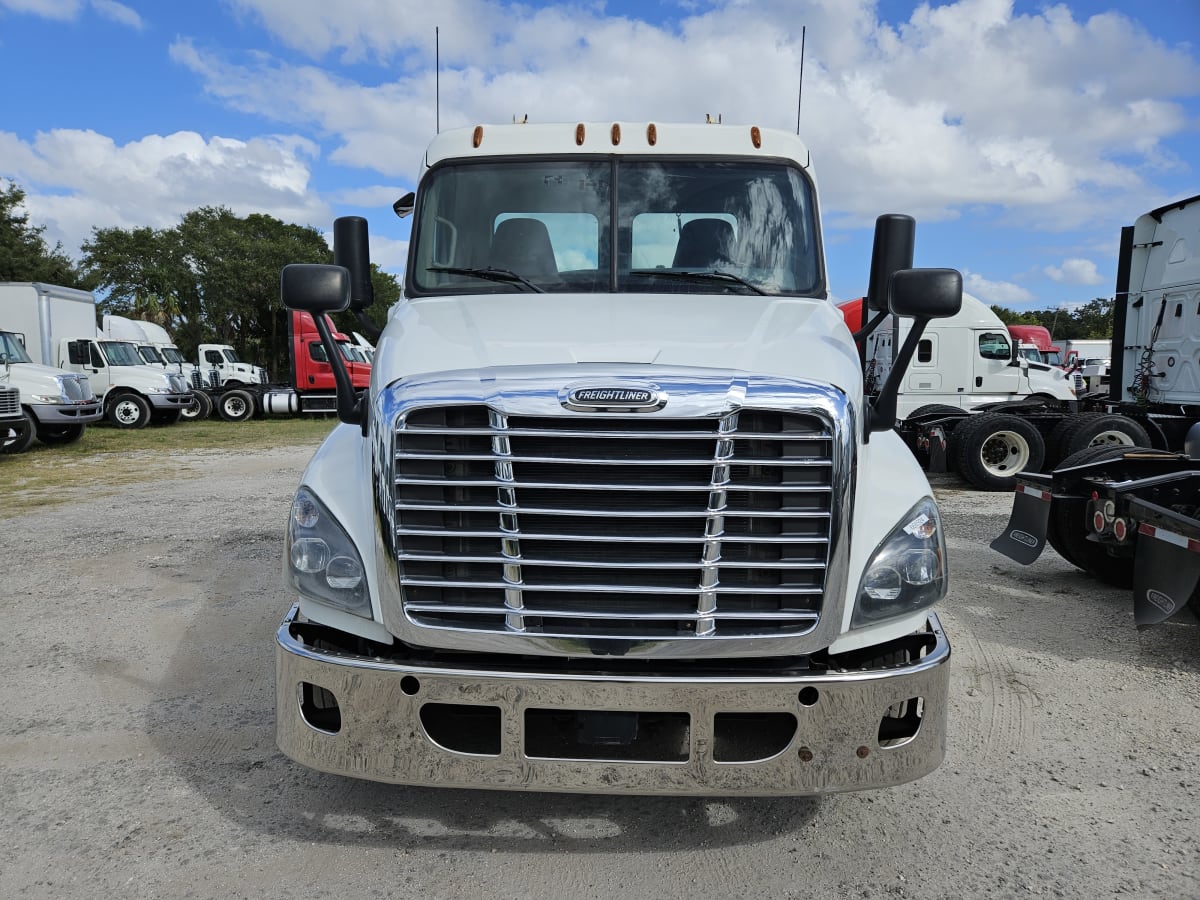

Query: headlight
[285,487,370,616]
[31,392,68,404]
[852,497,947,627]
[145,385,170,394]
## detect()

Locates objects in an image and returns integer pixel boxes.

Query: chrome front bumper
[275,605,950,796]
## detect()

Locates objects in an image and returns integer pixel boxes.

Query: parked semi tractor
[0,283,192,428]
[992,195,1200,625]
[0,329,102,451]
[840,292,1076,489]
[273,119,965,796]
[1007,324,1063,366]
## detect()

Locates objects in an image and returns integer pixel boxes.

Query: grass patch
[2,416,337,516]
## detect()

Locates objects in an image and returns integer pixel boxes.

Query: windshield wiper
[628,268,767,295]
[426,265,545,293]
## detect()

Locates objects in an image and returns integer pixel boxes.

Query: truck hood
[2,361,94,399]
[375,293,861,395]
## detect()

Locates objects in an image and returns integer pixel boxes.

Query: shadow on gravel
[142,533,825,851]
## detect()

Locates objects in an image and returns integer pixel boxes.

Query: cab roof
[423,121,814,169]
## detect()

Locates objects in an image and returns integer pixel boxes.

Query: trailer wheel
[217,389,255,422]
[180,390,213,422]
[34,422,85,445]
[1052,412,1151,459]
[1045,444,1134,587]
[954,413,1045,491]
[1,413,36,454]
[107,392,151,429]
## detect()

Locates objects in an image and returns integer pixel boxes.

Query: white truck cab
[865,292,1076,418]
[0,330,101,450]
[58,337,193,427]
[197,343,267,387]
[273,120,964,796]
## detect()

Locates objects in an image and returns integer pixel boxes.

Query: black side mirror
[889,268,962,319]
[868,268,963,434]
[333,216,374,312]
[866,215,916,313]
[393,192,415,219]
[280,263,350,314]
[281,263,363,429]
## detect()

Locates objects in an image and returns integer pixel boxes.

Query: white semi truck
[273,120,965,796]
[993,194,1200,627]
[0,283,192,428]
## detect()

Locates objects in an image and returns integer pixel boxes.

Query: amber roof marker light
[611,123,621,146]
[472,125,484,148]
[647,123,657,146]
[575,123,586,146]
[751,126,762,149]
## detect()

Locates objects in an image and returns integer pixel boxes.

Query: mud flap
[1133,525,1200,628]
[989,484,1052,565]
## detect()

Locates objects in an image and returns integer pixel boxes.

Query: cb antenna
[796,25,806,135]
[435,26,440,133]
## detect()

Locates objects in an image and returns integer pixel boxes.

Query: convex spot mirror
[281,263,351,314]
[889,268,962,320]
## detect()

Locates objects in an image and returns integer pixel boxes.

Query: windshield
[0,331,33,364]
[139,345,164,364]
[161,347,185,364]
[409,158,822,297]
[222,349,243,364]
[99,341,146,366]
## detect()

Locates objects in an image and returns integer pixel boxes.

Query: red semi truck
[1006,324,1062,367]
[186,310,372,421]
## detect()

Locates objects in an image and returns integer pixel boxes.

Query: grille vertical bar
[490,408,526,632]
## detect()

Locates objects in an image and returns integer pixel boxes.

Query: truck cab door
[972,329,1021,399]
[304,340,336,390]
[64,339,111,398]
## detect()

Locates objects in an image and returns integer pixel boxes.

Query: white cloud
[1044,257,1104,285]
[0,129,330,255]
[962,270,1036,307]
[1,0,143,26]
[91,0,142,29]
[176,0,1199,235]
[0,0,79,17]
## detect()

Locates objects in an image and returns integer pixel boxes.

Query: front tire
[35,422,86,445]
[953,413,1046,491]
[217,389,256,422]
[107,393,151,429]
[1,413,36,454]
[180,390,213,422]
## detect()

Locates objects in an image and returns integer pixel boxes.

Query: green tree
[0,180,85,286]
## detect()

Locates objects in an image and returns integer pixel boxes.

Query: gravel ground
[1,444,1198,899]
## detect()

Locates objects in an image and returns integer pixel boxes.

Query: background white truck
[1,283,192,428]
[273,119,965,797]
[992,193,1200,628]
[0,329,101,451]
[841,292,1077,489]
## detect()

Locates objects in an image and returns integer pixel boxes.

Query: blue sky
[1,0,1197,311]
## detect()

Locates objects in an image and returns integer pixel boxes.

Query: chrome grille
[392,406,834,640]
[0,385,19,416]
[61,375,92,402]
